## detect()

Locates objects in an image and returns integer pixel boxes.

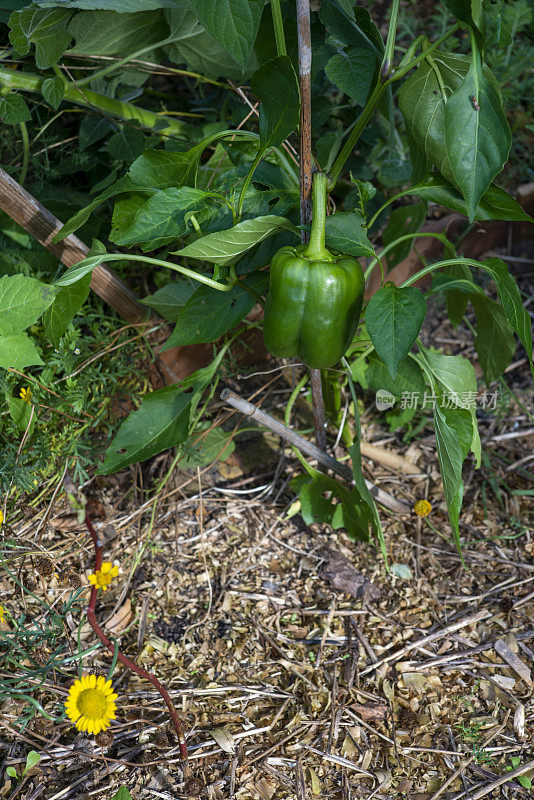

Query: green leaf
[433,399,473,553]
[188,0,266,67]
[365,284,426,378]
[0,333,43,369]
[250,56,299,150]
[6,767,17,779]
[55,148,206,241]
[0,93,31,124]
[299,474,371,542]
[417,346,481,466]
[443,0,485,42]
[9,6,72,68]
[140,282,196,321]
[99,349,226,474]
[165,7,253,80]
[7,396,36,432]
[382,201,427,269]
[324,211,374,258]
[399,51,510,205]
[107,127,145,162]
[366,353,425,399]
[481,257,533,364]
[407,176,533,223]
[471,294,516,384]
[0,274,57,335]
[41,76,65,109]
[319,1,383,55]
[37,0,174,9]
[325,45,376,105]
[111,788,133,800]
[111,186,216,250]
[444,47,511,220]
[99,385,193,474]
[162,271,267,348]
[172,215,298,265]
[68,9,166,55]
[24,751,41,774]
[42,272,91,346]
[179,426,235,468]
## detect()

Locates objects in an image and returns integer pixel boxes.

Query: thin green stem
[382,0,400,76]
[329,80,386,186]
[73,39,224,88]
[400,256,482,287]
[328,23,460,186]
[271,0,287,56]
[236,147,265,220]
[284,373,317,477]
[304,172,332,260]
[364,232,456,280]
[18,121,29,186]
[106,638,120,680]
[67,253,235,292]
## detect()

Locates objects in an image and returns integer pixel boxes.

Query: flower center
[76,689,108,719]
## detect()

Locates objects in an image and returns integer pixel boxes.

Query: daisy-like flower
[0,605,5,623]
[88,562,119,592]
[414,499,432,518]
[65,674,118,736]
[19,387,33,404]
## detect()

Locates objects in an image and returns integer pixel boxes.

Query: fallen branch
[220,388,409,513]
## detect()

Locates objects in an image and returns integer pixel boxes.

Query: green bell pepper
[263,172,365,369]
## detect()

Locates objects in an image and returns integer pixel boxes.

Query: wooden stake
[296,0,327,452]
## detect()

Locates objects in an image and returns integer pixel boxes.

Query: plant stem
[285,373,316,475]
[236,146,265,220]
[73,38,220,87]
[72,493,188,765]
[271,0,287,56]
[381,0,400,77]
[67,252,235,292]
[364,231,456,279]
[18,121,30,186]
[0,66,192,139]
[304,172,332,260]
[296,0,327,451]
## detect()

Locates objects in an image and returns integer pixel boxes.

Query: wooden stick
[220,388,409,513]
[296,0,327,452]
[0,166,147,323]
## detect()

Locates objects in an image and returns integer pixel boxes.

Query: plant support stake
[296,0,327,451]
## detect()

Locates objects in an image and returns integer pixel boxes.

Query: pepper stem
[304,172,332,260]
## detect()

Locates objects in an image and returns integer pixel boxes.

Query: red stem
[84,513,188,763]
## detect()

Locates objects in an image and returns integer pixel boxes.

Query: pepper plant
[0,0,532,554]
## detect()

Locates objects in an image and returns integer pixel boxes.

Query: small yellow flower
[19,387,33,404]
[0,510,3,527]
[0,605,5,623]
[414,499,432,518]
[88,562,119,591]
[65,674,118,736]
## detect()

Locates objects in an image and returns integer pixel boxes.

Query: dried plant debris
[1,311,533,800]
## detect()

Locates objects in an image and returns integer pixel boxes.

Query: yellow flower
[414,499,432,518]
[0,605,5,623]
[65,674,118,736]
[19,387,33,404]
[0,510,3,527]
[88,562,119,591]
